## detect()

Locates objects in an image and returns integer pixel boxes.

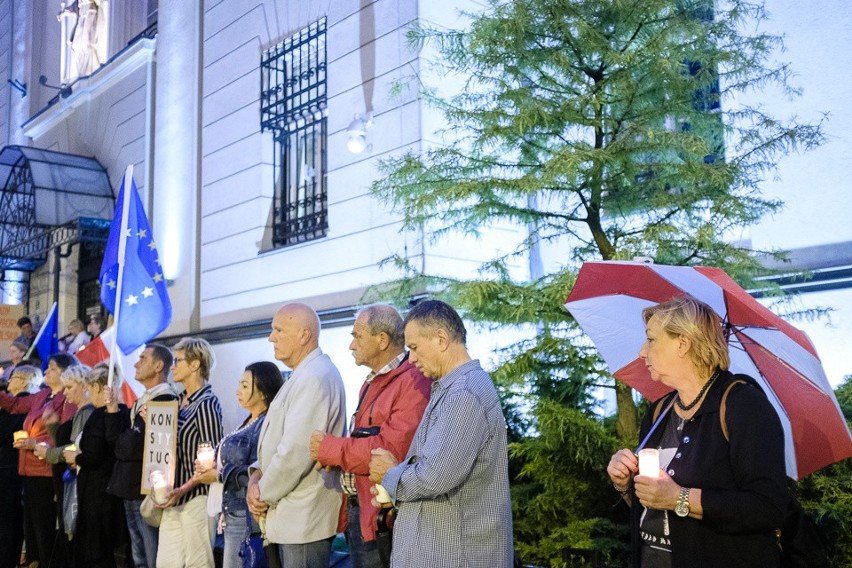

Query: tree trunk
[615,381,639,443]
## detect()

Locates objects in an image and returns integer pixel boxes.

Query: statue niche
[58,0,109,85]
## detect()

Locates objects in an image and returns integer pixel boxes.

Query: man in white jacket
[247,302,346,568]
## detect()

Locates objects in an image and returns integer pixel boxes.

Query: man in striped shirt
[369,300,514,567]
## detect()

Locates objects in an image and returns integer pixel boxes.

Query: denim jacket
[219,415,265,527]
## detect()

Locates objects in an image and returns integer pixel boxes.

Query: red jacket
[0,387,77,477]
[318,358,430,542]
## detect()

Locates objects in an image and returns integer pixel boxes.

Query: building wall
[4,0,845,407]
[3,2,155,326]
[743,0,852,386]
[196,0,424,330]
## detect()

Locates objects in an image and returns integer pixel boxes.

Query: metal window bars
[261,19,328,246]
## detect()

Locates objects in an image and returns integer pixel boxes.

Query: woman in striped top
[155,337,223,568]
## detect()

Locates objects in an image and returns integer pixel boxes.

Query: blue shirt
[382,359,514,568]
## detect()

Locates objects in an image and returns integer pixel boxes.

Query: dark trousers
[24,476,59,567]
[0,470,23,568]
[346,500,390,568]
[51,470,71,568]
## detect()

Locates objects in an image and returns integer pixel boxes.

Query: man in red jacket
[310,304,430,568]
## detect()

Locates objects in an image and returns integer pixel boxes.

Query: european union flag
[27,302,59,371]
[99,168,172,354]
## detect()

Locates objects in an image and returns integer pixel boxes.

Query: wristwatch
[675,486,691,517]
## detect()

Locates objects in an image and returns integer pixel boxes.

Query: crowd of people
[0,300,514,568]
[1,296,792,568]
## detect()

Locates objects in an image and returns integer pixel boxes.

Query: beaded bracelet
[613,482,629,495]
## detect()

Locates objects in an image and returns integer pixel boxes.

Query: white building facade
[0,0,495,427]
[0,0,848,428]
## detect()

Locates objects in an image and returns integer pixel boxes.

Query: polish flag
[76,325,145,406]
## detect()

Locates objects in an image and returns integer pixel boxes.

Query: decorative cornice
[23,37,157,140]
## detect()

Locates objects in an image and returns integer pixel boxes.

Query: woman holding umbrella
[607,295,789,567]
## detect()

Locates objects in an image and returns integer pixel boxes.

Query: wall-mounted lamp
[346,112,373,154]
[39,75,72,99]
[7,79,26,98]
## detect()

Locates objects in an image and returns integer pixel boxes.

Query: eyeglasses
[173,358,187,365]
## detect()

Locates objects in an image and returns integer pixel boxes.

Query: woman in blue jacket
[195,361,282,568]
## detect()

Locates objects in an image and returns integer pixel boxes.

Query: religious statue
[58,0,109,85]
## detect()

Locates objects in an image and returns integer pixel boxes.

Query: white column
[152,0,202,333]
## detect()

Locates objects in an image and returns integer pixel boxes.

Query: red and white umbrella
[564,260,852,479]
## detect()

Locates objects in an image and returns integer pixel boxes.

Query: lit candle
[638,448,660,478]
[13,430,28,442]
[65,444,77,452]
[150,470,169,504]
[196,442,215,470]
[374,484,391,504]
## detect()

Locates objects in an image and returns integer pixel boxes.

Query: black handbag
[239,504,268,568]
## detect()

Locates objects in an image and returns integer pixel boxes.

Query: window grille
[261,19,327,247]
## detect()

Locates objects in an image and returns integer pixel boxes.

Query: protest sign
[140,400,179,494]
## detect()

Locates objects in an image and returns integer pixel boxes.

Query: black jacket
[0,392,27,472]
[76,405,126,567]
[105,392,177,500]
[631,370,788,568]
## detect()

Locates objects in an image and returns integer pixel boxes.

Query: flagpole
[107,165,135,388]
[24,302,57,360]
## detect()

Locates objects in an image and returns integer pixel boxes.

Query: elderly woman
[41,364,95,549]
[194,361,283,568]
[0,365,41,568]
[607,295,788,567]
[1,354,78,568]
[156,337,223,568]
[64,364,126,567]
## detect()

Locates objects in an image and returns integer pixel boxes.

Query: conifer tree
[373,0,823,444]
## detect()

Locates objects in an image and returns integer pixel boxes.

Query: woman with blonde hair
[64,364,127,567]
[607,295,788,567]
[156,337,223,568]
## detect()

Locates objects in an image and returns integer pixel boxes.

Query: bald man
[247,303,346,568]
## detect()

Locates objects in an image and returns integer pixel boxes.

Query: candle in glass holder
[638,448,660,478]
[13,430,28,443]
[197,442,215,470]
[150,470,169,504]
[374,484,391,504]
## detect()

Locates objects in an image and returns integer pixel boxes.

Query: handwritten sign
[0,304,24,358]
[140,400,179,495]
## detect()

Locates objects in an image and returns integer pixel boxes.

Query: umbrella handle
[635,396,676,453]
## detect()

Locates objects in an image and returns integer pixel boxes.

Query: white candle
[150,470,168,504]
[638,448,660,478]
[13,430,28,442]
[374,484,391,504]
[197,442,215,470]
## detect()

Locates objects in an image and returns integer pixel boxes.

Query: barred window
[261,19,327,247]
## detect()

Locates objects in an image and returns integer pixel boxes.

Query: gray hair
[357,304,405,348]
[11,365,44,393]
[60,364,92,385]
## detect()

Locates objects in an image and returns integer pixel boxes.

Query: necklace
[676,370,719,411]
